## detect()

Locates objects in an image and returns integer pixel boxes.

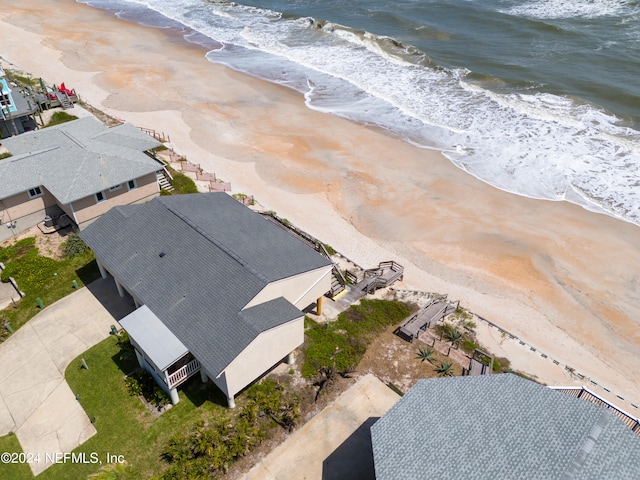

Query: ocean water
[79,0,640,225]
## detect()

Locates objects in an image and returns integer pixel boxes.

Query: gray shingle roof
[0,116,161,203]
[80,193,331,377]
[370,374,640,479]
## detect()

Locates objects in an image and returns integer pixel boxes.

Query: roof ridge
[3,146,59,162]
[157,196,271,286]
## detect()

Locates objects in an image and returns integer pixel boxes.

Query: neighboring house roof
[1,76,37,116]
[370,374,640,479]
[0,116,161,203]
[80,193,332,377]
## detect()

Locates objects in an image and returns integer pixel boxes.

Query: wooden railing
[551,386,640,435]
[167,358,201,388]
[363,261,404,293]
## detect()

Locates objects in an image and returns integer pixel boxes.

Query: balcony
[167,358,201,388]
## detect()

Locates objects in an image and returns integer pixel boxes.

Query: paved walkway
[242,374,400,480]
[0,278,134,475]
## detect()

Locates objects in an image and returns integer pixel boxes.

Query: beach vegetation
[45,111,79,127]
[416,346,436,363]
[322,243,336,256]
[301,299,414,379]
[0,236,99,337]
[3,69,38,87]
[170,172,198,194]
[0,152,12,160]
[434,361,455,377]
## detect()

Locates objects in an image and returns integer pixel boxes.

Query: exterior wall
[220,317,304,398]
[72,172,159,227]
[0,189,63,242]
[0,188,57,220]
[243,265,332,311]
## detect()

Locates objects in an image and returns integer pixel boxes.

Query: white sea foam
[94,0,640,225]
[503,0,639,20]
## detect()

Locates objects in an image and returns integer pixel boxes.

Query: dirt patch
[356,324,465,393]
[2,224,73,260]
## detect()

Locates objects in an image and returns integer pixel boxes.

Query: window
[127,179,137,190]
[28,186,43,199]
[109,184,122,192]
[0,93,12,110]
[95,191,106,203]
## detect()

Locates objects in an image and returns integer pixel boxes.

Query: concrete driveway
[0,278,134,475]
[243,374,400,480]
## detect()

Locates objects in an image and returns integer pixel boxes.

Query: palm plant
[435,361,454,377]
[415,346,436,364]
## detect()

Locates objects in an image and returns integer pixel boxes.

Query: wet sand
[2,1,640,407]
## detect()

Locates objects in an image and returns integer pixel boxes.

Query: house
[80,193,333,407]
[370,374,640,479]
[0,116,163,241]
[0,66,40,138]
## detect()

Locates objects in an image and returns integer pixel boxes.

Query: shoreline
[2,0,640,409]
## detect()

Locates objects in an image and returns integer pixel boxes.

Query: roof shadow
[322,416,379,480]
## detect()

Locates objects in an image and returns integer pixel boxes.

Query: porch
[120,305,204,404]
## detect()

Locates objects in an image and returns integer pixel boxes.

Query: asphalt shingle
[80,193,332,377]
[370,374,640,479]
[0,117,161,203]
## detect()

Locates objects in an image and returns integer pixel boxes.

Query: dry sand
[2,1,640,410]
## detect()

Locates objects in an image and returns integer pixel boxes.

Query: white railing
[167,358,201,388]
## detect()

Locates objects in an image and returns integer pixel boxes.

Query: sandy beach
[2,0,640,410]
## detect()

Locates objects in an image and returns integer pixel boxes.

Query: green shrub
[171,173,198,194]
[0,152,12,160]
[124,370,170,408]
[160,378,296,478]
[62,233,88,258]
[461,339,479,354]
[322,243,336,256]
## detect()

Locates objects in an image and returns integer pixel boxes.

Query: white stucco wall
[243,266,332,311]
[216,316,304,398]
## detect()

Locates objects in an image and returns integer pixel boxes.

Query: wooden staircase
[156,169,174,192]
[55,91,73,109]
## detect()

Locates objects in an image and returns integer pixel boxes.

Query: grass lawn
[44,111,79,128]
[0,237,100,337]
[0,434,32,480]
[34,336,231,480]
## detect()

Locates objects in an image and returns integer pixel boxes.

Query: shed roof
[119,305,188,371]
[0,116,161,203]
[370,374,640,479]
[80,193,331,377]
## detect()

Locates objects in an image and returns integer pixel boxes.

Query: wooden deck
[397,300,456,342]
[362,261,404,293]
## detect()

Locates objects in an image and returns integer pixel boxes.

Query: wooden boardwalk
[397,300,457,342]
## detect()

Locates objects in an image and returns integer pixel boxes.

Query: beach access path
[0,278,134,475]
